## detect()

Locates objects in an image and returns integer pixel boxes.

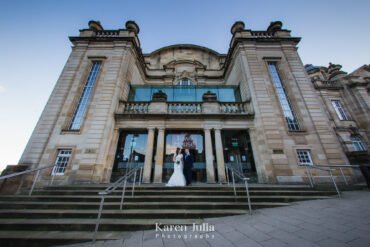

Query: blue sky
[0,0,369,171]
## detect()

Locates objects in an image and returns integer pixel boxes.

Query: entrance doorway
[222,130,257,182]
[164,130,206,183]
[111,130,148,182]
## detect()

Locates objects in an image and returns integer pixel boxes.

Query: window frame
[176,78,194,86]
[69,60,103,131]
[296,149,314,166]
[51,149,72,176]
[267,62,301,131]
[351,136,366,152]
[331,99,349,121]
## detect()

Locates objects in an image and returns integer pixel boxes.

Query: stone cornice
[69,20,301,81]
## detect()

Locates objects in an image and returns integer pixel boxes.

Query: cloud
[0,84,6,93]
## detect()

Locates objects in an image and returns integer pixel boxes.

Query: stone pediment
[163,59,206,70]
[144,44,225,71]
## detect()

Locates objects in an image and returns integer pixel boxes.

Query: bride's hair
[175,147,181,155]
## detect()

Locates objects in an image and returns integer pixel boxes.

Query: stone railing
[96,30,120,37]
[313,80,343,89]
[168,102,202,114]
[219,102,248,113]
[250,31,274,38]
[122,101,149,114]
[116,100,253,118]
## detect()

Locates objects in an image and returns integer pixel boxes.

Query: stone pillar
[204,128,216,183]
[248,128,264,183]
[214,128,226,183]
[153,128,165,183]
[143,127,155,183]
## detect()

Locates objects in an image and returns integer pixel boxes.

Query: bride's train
[166,153,186,187]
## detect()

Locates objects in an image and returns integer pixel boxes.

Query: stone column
[142,127,155,183]
[214,128,226,183]
[153,128,165,183]
[204,128,216,183]
[248,128,264,183]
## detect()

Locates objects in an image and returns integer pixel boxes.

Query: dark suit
[183,153,194,185]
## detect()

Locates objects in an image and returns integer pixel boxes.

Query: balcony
[115,100,254,119]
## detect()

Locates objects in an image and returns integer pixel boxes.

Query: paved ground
[60,190,370,247]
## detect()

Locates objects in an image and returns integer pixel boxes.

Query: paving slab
[56,190,370,247]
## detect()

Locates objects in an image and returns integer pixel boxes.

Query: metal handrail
[0,164,57,196]
[309,164,370,186]
[225,164,252,214]
[301,165,341,198]
[93,165,143,242]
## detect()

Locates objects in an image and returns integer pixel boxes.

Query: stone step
[0,231,128,247]
[40,184,313,191]
[0,218,204,231]
[0,184,338,247]
[0,201,289,210]
[0,194,333,203]
[0,208,249,220]
[29,189,336,196]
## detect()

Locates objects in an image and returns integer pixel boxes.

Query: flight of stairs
[0,184,338,247]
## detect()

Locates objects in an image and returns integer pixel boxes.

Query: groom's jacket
[183,154,194,169]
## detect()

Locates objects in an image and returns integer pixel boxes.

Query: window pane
[52,149,72,175]
[296,150,313,165]
[218,88,236,102]
[268,63,300,131]
[173,86,196,101]
[351,136,366,151]
[128,86,241,102]
[331,100,348,121]
[70,61,101,130]
[134,87,151,101]
[177,78,193,86]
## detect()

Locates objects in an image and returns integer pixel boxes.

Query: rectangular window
[351,136,366,151]
[268,62,300,131]
[70,61,102,130]
[296,150,313,166]
[128,86,240,102]
[52,149,72,175]
[331,100,349,120]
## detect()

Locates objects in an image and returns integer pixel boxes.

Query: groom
[183,148,194,186]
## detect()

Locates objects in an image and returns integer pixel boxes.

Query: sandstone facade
[17,20,368,185]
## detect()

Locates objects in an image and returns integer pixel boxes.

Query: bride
[166,147,186,187]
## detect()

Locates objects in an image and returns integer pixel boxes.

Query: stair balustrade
[225,164,252,215]
[93,165,143,242]
[301,164,341,197]
[0,164,60,196]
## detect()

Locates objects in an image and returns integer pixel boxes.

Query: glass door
[164,131,206,183]
[222,130,257,183]
[111,130,148,182]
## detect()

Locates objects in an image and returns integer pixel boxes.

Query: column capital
[157,127,165,131]
[214,127,222,131]
[147,127,155,131]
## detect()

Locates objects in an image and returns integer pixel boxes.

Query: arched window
[351,136,366,151]
[176,78,193,86]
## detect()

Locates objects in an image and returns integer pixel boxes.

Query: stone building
[16,20,367,185]
[305,63,370,183]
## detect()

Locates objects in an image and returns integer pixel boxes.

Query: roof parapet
[229,20,297,48]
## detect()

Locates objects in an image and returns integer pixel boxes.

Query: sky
[0,0,369,172]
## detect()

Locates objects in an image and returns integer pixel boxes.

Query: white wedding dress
[166,154,186,187]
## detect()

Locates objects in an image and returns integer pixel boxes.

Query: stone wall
[16,20,359,185]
